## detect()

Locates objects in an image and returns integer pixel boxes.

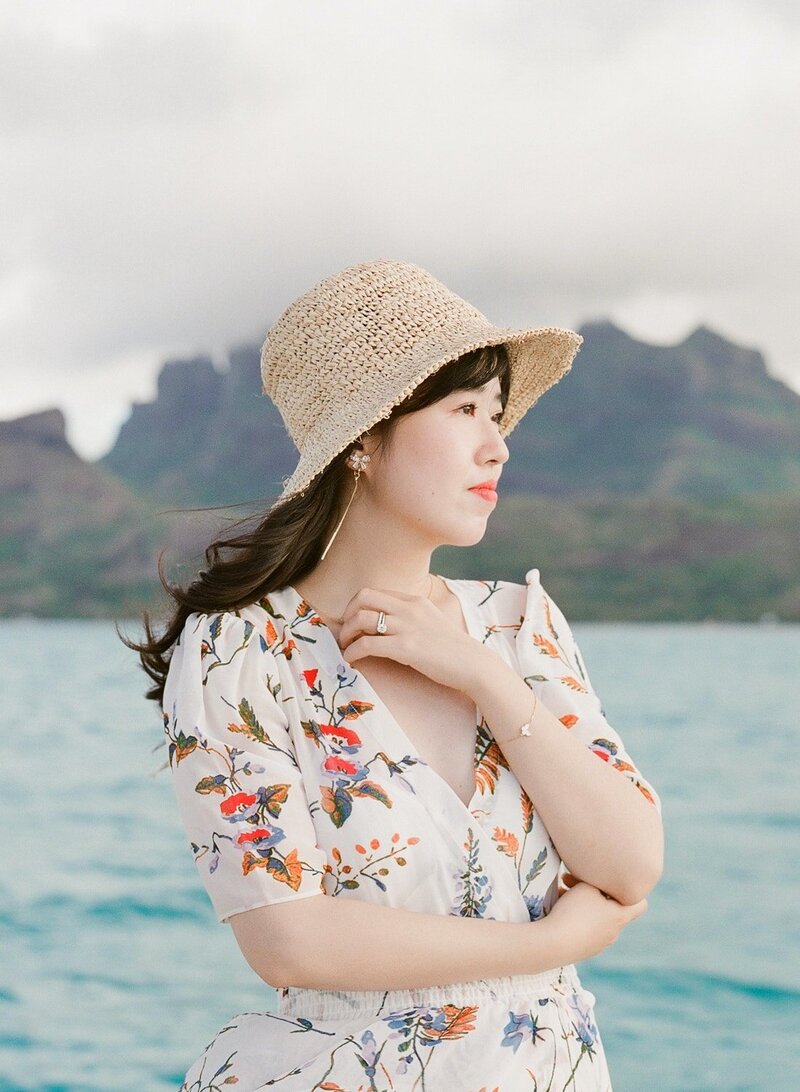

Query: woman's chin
[442,525,490,549]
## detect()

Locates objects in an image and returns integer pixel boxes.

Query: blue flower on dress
[451,830,494,917]
[356,1028,382,1079]
[567,990,598,1051]
[501,1010,545,1053]
[384,1008,418,1033]
[524,894,545,921]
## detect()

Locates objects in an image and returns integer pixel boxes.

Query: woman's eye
[459,403,503,424]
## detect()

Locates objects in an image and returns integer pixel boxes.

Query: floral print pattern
[164,568,660,1089]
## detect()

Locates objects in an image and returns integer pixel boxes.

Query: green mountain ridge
[101,344,296,506]
[100,320,800,505]
[1,409,161,615]
[3,320,799,619]
[1,409,222,616]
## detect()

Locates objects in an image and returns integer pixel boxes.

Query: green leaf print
[525,847,548,885]
[194,775,227,796]
[320,786,353,828]
[349,780,392,806]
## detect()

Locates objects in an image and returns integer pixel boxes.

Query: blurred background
[1,1,798,1089]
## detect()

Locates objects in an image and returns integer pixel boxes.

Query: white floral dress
[163,568,661,1091]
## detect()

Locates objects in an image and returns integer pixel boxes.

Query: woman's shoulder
[166,599,282,692]
[458,567,543,589]
[174,600,271,646]
[177,588,299,639]
[163,600,294,732]
[168,587,311,681]
[458,568,545,608]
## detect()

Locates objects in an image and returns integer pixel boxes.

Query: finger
[341,634,394,664]
[342,587,424,626]
[340,607,390,648]
[340,588,377,622]
[340,591,400,636]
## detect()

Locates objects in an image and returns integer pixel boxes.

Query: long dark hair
[123,343,511,707]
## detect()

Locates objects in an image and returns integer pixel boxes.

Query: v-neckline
[279,574,487,812]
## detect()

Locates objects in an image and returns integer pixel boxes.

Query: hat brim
[270,323,582,509]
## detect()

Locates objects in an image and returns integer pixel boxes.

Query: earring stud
[346,451,370,473]
[320,449,371,560]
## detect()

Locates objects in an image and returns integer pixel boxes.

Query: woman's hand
[541,873,648,966]
[338,585,482,693]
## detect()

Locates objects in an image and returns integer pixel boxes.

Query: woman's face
[364,376,510,548]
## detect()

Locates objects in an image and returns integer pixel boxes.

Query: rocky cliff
[0,410,164,615]
[101,345,296,505]
[4,319,799,619]
[101,324,800,506]
[499,321,800,499]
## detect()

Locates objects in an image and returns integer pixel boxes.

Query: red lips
[469,480,499,503]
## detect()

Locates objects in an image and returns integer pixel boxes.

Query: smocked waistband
[278,963,582,1022]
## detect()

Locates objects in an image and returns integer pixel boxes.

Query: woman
[131,259,663,1090]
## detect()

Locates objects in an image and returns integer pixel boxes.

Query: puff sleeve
[514,568,661,814]
[162,608,328,923]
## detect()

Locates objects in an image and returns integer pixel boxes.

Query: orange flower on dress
[492,827,519,858]
[419,1005,479,1042]
[533,633,560,658]
[559,675,588,693]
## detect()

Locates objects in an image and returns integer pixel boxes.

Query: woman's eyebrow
[455,384,504,405]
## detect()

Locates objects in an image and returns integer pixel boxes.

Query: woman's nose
[486,423,510,464]
[493,441,510,466]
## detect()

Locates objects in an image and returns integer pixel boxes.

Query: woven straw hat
[261,259,583,509]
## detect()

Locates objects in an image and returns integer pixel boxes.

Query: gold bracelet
[501,690,538,743]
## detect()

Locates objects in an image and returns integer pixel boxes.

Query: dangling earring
[319,448,371,560]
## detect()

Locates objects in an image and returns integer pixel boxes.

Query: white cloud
[0,0,798,457]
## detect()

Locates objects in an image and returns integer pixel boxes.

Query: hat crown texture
[260,257,583,508]
[261,259,491,450]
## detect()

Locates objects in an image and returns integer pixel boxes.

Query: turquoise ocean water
[1,619,798,1091]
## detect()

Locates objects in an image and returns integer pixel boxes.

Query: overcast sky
[2,0,798,458]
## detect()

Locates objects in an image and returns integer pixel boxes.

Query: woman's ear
[352,428,378,461]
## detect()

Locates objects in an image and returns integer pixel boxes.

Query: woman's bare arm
[229,884,647,991]
[337,586,662,907]
[464,647,664,905]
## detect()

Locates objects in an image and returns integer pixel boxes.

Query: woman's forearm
[235,894,568,991]
[465,647,663,904]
